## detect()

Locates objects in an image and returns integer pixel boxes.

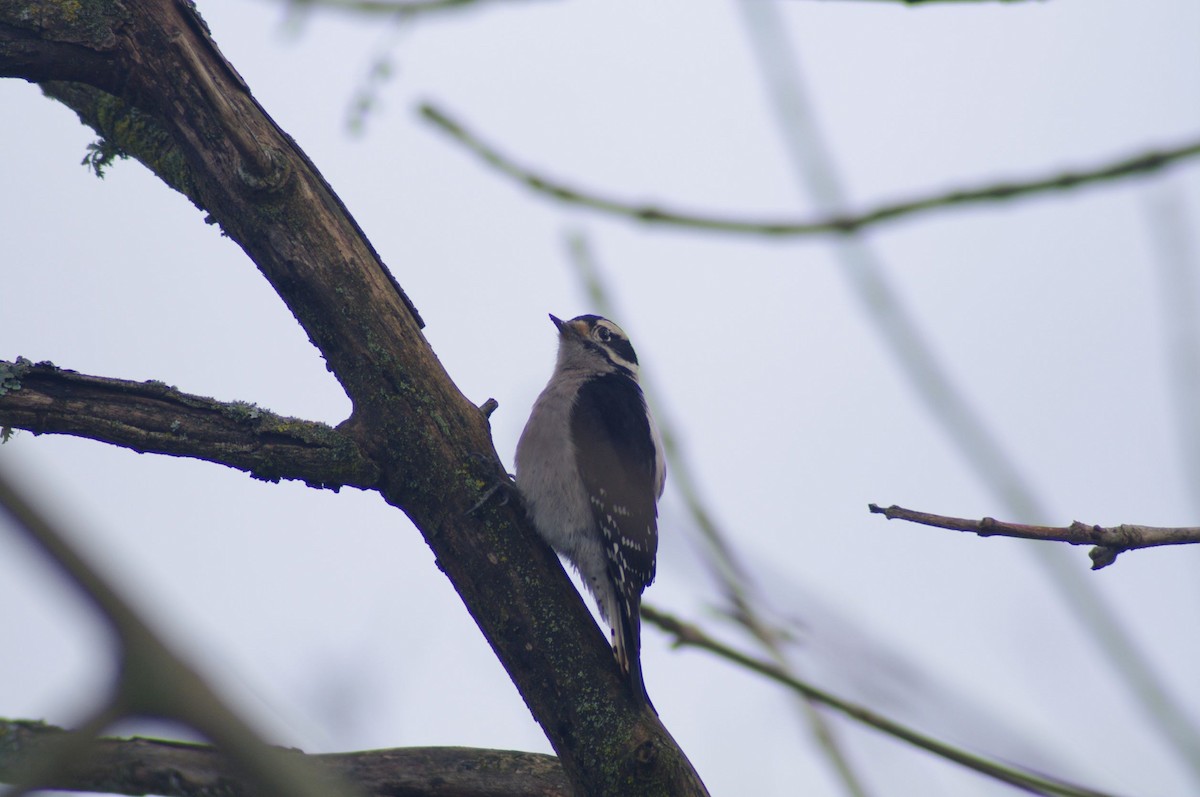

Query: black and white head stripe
[553,314,640,376]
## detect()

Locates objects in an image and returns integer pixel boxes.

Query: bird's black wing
[571,372,659,707]
[571,372,659,591]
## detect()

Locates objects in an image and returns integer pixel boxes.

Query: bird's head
[551,314,640,378]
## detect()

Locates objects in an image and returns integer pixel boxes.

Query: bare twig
[421,104,1200,238]
[869,503,1200,569]
[642,606,1122,797]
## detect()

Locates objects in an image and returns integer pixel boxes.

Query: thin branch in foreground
[0,720,568,797]
[0,467,354,797]
[641,606,1122,797]
[420,103,1200,238]
[868,503,1200,569]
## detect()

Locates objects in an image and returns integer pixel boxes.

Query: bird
[515,313,666,709]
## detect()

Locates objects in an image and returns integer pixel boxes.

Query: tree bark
[0,1,709,794]
[0,359,378,489]
[0,720,571,797]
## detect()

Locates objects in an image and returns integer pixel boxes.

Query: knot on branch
[1088,545,1124,570]
[619,735,662,788]
[236,145,293,195]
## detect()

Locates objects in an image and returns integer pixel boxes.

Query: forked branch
[0,0,707,793]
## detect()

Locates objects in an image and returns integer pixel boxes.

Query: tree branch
[0,464,352,797]
[868,503,1200,569]
[0,359,378,490]
[0,6,123,90]
[420,103,1200,238]
[0,1,707,793]
[0,720,569,797]
[642,606,1119,797]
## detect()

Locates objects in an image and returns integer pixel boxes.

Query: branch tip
[878,503,1200,567]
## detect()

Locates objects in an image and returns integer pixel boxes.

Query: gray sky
[3,1,1200,794]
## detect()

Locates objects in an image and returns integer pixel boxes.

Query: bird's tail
[616,599,656,713]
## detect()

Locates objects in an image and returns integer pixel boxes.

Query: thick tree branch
[0,1,706,794]
[0,359,378,490]
[0,6,123,89]
[421,103,1200,238]
[0,720,569,797]
[869,503,1200,569]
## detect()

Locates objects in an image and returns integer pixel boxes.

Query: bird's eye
[596,327,612,342]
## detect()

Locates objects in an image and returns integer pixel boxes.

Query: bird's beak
[550,314,587,339]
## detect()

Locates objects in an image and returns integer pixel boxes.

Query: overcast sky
[3,1,1200,795]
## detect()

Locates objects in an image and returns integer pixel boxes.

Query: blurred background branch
[0,465,352,797]
[643,605,1120,797]
[733,3,1200,788]
[1146,187,1200,515]
[421,103,1200,239]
